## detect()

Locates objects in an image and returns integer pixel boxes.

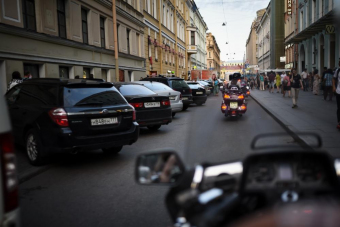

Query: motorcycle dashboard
[241,151,339,194]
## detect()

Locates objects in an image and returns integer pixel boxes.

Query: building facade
[284,0,298,69]
[246,9,265,74]
[256,3,271,71]
[143,0,187,78]
[206,32,220,76]
[187,0,208,72]
[286,0,339,74]
[0,0,145,92]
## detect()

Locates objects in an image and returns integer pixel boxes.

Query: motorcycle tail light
[221,104,227,110]
[224,94,230,99]
[241,105,247,110]
[247,91,250,95]
[238,94,244,99]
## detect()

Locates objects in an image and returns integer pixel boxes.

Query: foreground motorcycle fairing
[221,85,247,117]
[135,133,340,227]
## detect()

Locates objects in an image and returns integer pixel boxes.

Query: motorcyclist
[228,73,242,89]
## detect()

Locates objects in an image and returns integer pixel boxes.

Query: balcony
[187,45,197,54]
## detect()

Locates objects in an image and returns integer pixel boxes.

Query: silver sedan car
[196,81,211,95]
[134,81,183,117]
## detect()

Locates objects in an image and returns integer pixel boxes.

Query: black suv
[140,76,193,110]
[5,79,139,165]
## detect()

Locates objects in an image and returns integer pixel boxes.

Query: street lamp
[222,22,226,26]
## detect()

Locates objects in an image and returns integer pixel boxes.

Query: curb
[250,92,314,150]
[18,165,54,184]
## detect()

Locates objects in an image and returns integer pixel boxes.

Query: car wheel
[25,129,45,166]
[147,125,161,131]
[102,146,123,154]
[182,105,189,111]
[172,112,176,117]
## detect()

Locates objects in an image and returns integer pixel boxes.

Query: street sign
[326,25,335,34]
[280,56,286,62]
[254,67,260,70]
[248,65,259,68]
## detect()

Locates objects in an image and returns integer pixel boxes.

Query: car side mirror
[135,150,185,185]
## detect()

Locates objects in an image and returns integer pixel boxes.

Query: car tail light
[129,103,144,108]
[224,94,230,99]
[189,89,192,93]
[162,100,170,106]
[48,108,69,127]
[238,94,244,99]
[180,94,182,100]
[0,132,18,212]
[132,109,136,121]
[221,104,227,110]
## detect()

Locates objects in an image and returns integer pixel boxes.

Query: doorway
[330,34,335,69]
[119,70,124,82]
[300,45,305,72]
[319,34,324,73]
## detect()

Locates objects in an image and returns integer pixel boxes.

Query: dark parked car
[186,82,208,106]
[5,79,139,165]
[112,82,172,131]
[140,76,193,110]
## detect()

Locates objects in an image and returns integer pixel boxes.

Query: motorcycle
[240,80,250,97]
[220,85,247,117]
[135,133,340,227]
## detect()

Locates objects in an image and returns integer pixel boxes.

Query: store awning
[285,10,335,44]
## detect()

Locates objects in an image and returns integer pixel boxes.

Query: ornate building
[206,32,220,76]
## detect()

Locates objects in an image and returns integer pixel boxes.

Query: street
[18,95,291,227]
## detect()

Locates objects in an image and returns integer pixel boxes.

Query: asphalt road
[19,94,290,227]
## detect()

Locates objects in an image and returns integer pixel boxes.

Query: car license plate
[230,102,238,109]
[144,102,160,108]
[91,117,118,126]
[182,97,188,100]
[196,92,203,94]
[169,96,176,100]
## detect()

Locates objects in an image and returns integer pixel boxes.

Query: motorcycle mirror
[135,150,185,185]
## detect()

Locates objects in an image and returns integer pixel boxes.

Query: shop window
[127,29,131,54]
[57,0,66,38]
[24,63,39,78]
[23,0,36,31]
[83,67,91,79]
[59,66,69,78]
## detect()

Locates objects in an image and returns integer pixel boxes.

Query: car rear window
[63,87,127,107]
[187,84,201,89]
[170,80,190,90]
[142,82,172,91]
[117,84,156,96]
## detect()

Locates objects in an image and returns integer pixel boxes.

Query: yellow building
[206,32,220,76]
[143,0,188,78]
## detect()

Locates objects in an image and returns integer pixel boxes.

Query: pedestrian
[301,69,308,91]
[313,69,320,95]
[259,74,264,90]
[75,75,80,79]
[213,76,219,96]
[23,71,32,80]
[275,72,281,93]
[282,72,291,98]
[333,61,340,130]
[323,68,334,101]
[268,71,276,93]
[264,74,268,90]
[308,72,313,91]
[7,71,23,91]
[257,74,260,90]
[321,67,327,94]
[290,69,303,108]
[280,71,286,94]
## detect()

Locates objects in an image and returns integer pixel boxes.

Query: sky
[195,0,270,62]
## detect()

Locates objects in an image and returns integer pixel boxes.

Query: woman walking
[264,75,268,90]
[283,72,291,97]
[313,69,320,95]
[213,77,219,96]
[275,73,281,93]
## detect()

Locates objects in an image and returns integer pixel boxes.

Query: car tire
[172,112,176,117]
[182,105,189,111]
[197,102,204,106]
[147,125,161,131]
[25,129,46,166]
[102,146,123,154]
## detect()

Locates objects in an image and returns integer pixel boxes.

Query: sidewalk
[250,88,340,157]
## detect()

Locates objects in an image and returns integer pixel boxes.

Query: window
[22,0,36,31]
[143,82,172,91]
[59,66,69,78]
[209,52,211,58]
[300,11,303,31]
[83,67,91,79]
[152,0,155,17]
[127,29,131,54]
[100,17,106,48]
[118,85,155,96]
[101,69,107,81]
[81,8,88,44]
[191,31,195,45]
[137,33,140,56]
[16,85,58,106]
[57,0,66,38]
[24,64,39,78]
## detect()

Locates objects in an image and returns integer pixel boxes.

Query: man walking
[333,61,340,130]
[301,69,308,91]
[260,74,264,91]
[290,69,304,108]
[268,71,276,93]
[280,71,286,93]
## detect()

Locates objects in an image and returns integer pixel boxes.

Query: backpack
[283,78,288,86]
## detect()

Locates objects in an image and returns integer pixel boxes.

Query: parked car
[0,84,20,226]
[196,81,211,95]
[140,76,193,110]
[186,82,208,106]
[5,78,139,165]
[134,81,183,117]
[202,80,214,93]
[112,82,172,130]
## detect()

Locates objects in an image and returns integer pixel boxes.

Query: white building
[186,0,208,71]
[256,2,271,71]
